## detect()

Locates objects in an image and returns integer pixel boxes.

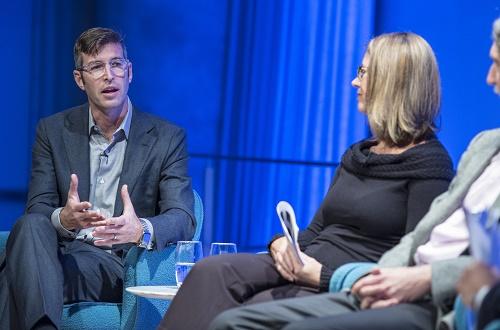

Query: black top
[296,139,454,291]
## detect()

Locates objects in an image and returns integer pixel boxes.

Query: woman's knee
[191,254,241,276]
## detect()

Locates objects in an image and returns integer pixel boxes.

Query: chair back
[122,189,204,329]
[193,189,204,241]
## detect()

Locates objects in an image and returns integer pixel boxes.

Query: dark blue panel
[0,1,32,190]
[210,0,374,250]
[95,0,228,156]
[376,0,500,165]
[0,201,25,230]
[209,159,337,252]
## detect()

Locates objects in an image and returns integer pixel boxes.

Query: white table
[126,285,179,300]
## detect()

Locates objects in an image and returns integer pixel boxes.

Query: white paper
[276,201,304,265]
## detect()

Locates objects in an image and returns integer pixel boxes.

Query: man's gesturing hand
[92,184,143,246]
[60,174,104,230]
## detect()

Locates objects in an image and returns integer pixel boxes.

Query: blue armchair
[0,189,203,329]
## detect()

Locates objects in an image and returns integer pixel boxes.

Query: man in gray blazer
[209,18,500,330]
[0,27,194,329]
[456,17,500,330]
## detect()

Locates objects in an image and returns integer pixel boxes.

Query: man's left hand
[456,262,497,307]
[92,184,143,246]
[351,265,432,309]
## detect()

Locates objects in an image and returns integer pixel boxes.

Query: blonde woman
[160,32,454,330]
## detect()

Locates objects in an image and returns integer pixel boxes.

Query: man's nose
[486,64,497,85]
[102,63,115,80]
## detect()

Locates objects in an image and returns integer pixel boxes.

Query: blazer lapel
[114,109,157,216]
[62,105,91,202]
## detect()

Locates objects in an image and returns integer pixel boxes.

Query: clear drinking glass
[210,242,237,255]
[175,241,203,287]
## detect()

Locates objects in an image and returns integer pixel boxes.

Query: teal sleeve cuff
[329,262,377,292]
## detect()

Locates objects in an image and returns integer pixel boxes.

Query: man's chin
[95,98,127,110]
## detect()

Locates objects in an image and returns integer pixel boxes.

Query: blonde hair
[493,18,500,51]
[364,32,441,147]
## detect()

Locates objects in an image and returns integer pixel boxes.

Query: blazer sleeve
[25,119,62,219]
[430,256,473,306]
[146,127,195,250]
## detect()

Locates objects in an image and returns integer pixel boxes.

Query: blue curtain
[211,0,374,250]
[2,0,375,247]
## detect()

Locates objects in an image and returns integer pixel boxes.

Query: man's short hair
[493,18,500,51]
[365,32,441,147]
[73,27,127,68]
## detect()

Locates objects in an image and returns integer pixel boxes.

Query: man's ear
[73,70,85,91]
[127,62,133,84]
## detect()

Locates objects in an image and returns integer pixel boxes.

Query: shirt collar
[88,98,133,139]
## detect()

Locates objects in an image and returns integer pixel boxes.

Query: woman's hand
[293,251,322,288]
[270,236,299,282]
[270,237,322,287]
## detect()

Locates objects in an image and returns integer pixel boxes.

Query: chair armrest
[0,231,9,254]
[126,245,177,287]
[123,189,203,329]
[122,245,177,329]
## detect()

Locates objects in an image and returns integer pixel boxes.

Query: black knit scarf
[341,139,455,180]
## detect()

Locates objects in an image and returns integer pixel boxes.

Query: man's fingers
[68,174,80,202]
[91,217,125,228]
[71,210,104,228]
[370,298,399,309]
[92,224,123,242]
[93,238,114,247]
[121,185,134,212]
[72,201,92,212]
[360,296,375,309]
[358,283,387,298]
[352,274,383,293]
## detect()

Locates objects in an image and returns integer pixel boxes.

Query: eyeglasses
[77,58,129,79]
[357,65,367,80]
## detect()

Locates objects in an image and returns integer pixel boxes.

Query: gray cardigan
[378,128,500,307]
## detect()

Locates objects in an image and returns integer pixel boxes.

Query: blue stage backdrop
[1,0,499,253]
[91,0,373,251]
[208,0,372,249]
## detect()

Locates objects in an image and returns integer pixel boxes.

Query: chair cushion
[133,245,177,329]
[61,302,121,330]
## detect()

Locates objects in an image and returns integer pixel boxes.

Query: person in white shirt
[456,17,500,330]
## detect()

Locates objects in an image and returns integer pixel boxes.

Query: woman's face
[352,54,370,113]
